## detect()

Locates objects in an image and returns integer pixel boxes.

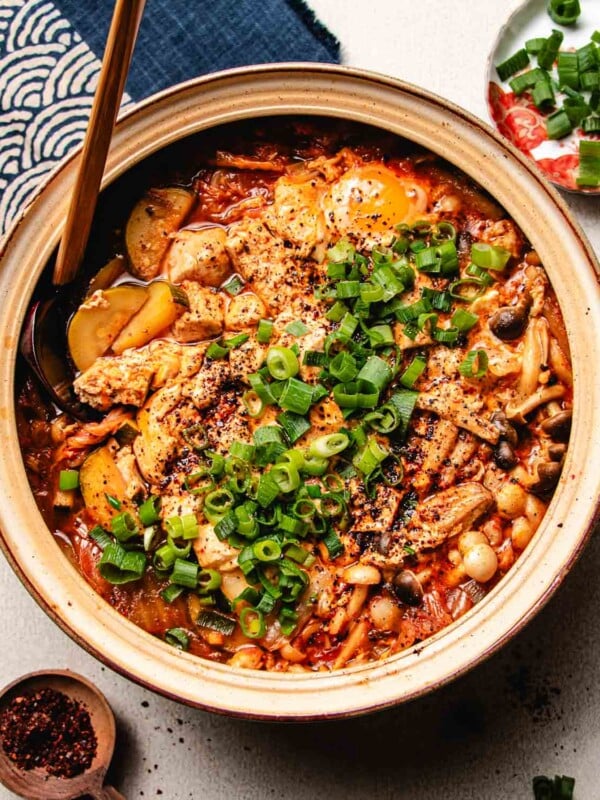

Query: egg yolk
[323,164,427,239]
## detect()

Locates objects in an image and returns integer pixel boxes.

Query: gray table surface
[1,1,599,798]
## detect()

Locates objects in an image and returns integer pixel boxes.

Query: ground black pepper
[0,687,97,777]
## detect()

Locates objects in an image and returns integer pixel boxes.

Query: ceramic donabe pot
[0,65,599,720]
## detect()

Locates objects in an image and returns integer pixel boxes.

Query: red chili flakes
[0,687,97,777]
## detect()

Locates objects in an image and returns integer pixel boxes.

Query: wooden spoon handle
[53,0,146,286]
[90,784,127,800]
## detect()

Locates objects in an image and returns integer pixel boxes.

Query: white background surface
[1,1,599,798]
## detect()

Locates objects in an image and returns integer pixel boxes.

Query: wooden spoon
[0,670,124,799]
[53,0,146,286]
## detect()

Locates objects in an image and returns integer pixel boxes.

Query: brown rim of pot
[0,64,599,721]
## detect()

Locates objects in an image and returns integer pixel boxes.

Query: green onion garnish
[196,609,236,636]
[138,495,160,526]
[165,627,190,650]
[458,349,489,379]
[240,607,266,638]
[111,511,139,542]
[170,558,199,588]
[285,319,309,337]
[548,0,580,26]
[497,48,530,82]
[266,346,300,380]
[99,543,146,584]
[58,469,79,491]
[222,273,245,296]
[471,242,511,270]
[89,525,112,550]
[257,319,274,344]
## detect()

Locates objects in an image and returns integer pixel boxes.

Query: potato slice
[79,445,131,529]
[68,284,148,372]
[112,281,188,354]
[125,187,195,280]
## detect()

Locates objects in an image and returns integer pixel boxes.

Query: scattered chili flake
[0,687,97,778]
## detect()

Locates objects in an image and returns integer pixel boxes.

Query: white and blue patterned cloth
[0,0,339,237]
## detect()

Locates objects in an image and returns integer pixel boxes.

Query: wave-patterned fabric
[0,0,340,240]
[0,0,132,237]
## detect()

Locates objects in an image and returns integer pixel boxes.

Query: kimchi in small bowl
[0,65,599,720]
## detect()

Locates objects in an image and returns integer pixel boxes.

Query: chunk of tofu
[74,349,156,411]
[193,522,238,571]
[184,358,231,410]
[170,281,224,343]
[165,226,232,286]
[349,479,402,534]
[228,336,267,383]
[73,340,205,412]
[224,292,266,331]
[226,219,311,313]
[264,176,326,256]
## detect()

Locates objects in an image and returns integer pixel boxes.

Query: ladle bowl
[0,670,123,800]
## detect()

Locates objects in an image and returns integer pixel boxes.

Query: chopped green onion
[165,627,190,650]
[256,318,274,343]
[538,29,564,71]
[206,340,229,359]
[577,42,597,74]
[170,558,199,588]
[277,377,314,415]
[577,138,600,186]
[285,319,309,337]
[182,423,208,452]
[88,525,112,550]
[388,390,419,437]
[165,513,199,540]
[204,487,235,518]
[332,381,379,410]
[111,511,139,542]
[497,48,530,82]
[138,495,161,526]
[252,538,282,562]
[266,346,299,380]
[451,308,479,332]
[105,493,122,511]
[353,436,389,477]
[357,356,392,391]
[223,273,245,296]
[322,529,344,559]
[239,607,266,639]
[160,584,185,604]
[532,78,556,109]
[399,354,426,388]
[525,38,547,55]
[270,462,300,493]
[196,609,236,635]
[301,454,329,476]
[58,469,79,491]
[471,242,511,270]
[329,351,358,382]
[547,107,573,139]
[308,432,349,459]
[557,51,579,90]
[459,349,489,378]
[99,543,146,584]
[277,411,311,444]
[242,389,265,418]
[548,0,580,25]
[582,115,600,133]
[197,568,222,594]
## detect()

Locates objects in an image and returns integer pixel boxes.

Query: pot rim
[1,63,599,721]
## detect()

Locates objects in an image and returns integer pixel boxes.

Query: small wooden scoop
[0,670,124,800]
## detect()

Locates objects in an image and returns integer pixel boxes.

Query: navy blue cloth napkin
[0,0,339,236]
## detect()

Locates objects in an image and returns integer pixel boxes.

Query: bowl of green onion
[487,0,600,192]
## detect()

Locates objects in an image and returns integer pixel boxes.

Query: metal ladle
[20,0,146,420]
[0,670,124,799]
